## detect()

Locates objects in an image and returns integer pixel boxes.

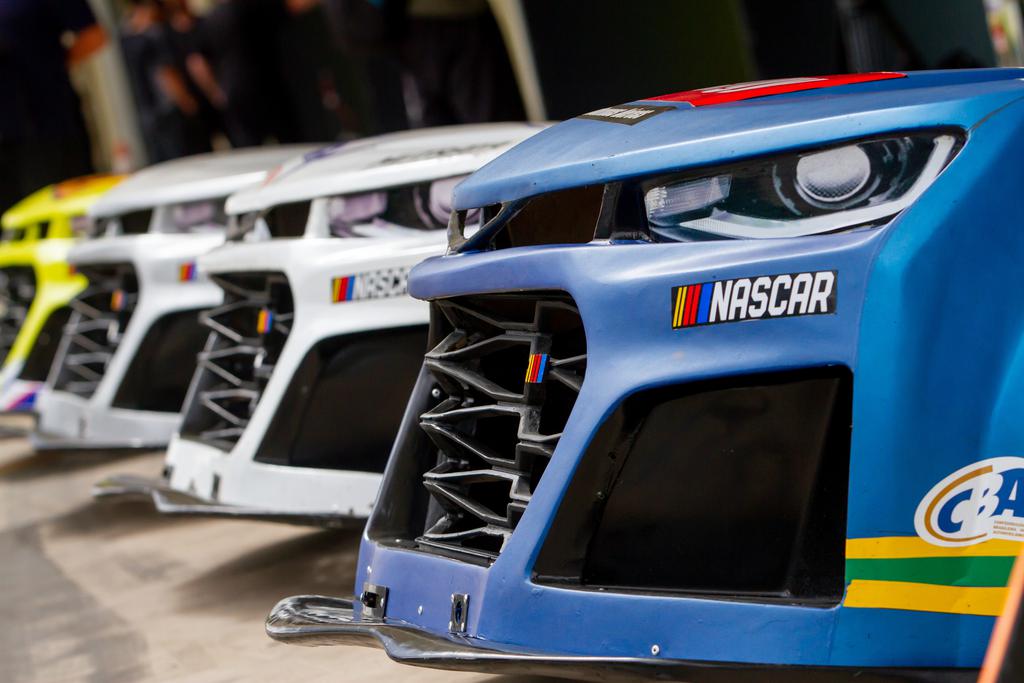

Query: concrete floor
[0,422,553,683]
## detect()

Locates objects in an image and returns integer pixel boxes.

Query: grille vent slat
[179,272,293,452]
[415,293,586,564]
[51,263,138,397]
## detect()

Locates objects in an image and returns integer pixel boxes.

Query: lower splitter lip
[265,596,977,683]
[92,473,364,529]
[30,432,167,451]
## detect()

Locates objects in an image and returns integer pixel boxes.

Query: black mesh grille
[179,272,293,451]
[0,267,36,365]
[52,263,138,397]
[19,306,72,381]
[415,293,586,564]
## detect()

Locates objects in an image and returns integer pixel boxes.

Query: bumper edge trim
[264,595,977,682]
[31,432,167,451]
[92,474,363,529]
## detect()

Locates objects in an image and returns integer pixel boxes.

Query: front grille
[179,272,293,451]
[415,293,586,564]
[0,267,36,364]
[52,263,138,397]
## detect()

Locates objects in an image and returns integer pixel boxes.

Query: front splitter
[266,595,977,683]
[93,474,364,529]
[31,431,168,451]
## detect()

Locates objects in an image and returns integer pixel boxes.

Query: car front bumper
[33,389,178,450]
[266,595,976,683]
[93,473,362,527]
[152,236,441,522]
[33,233,223,449]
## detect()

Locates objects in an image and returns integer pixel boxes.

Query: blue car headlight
[642,131,960,240]
[451,130,963,252]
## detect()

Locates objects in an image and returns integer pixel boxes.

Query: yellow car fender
[0,175,123,410]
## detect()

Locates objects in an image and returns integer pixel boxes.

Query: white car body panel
[34,147,317,449]
[157,123,545,520]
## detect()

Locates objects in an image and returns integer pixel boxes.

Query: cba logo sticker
[915,457,1024,547]
[331,267,410,303]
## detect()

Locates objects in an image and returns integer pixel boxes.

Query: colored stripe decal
[684,284,696,326]
[7,389,36,411]
[672,283,713,328]
[257,309,273,334]
[688,283,702,326]
[673,286,686,328]
[525,353,548,384]
[332,276,354,302]
[647,73,906,106]
[844,579,1007,617]
[847,556,1016,588]
[180,262,196,281]
[697,282,713,324]
[847,536,1023,559]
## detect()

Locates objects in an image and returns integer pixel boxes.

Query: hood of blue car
[453,69,1024,210]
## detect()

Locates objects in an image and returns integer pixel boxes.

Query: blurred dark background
[1,0,1021,214]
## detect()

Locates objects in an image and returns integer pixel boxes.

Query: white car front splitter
[138,233,442,521]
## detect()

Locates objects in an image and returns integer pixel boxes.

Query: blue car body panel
[453,68,1024,210]
[353,70,1024,669]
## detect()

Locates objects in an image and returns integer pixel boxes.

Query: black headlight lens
[450,129,964,253]
[643,131,959,240]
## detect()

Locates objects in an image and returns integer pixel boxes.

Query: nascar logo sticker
[671,271,836,329]
[524,353,548,384]
[179,262,197,282]
[110,289,126,312]
[331,267,410,303]
[915,457,1024,547]
[256,308,274,334]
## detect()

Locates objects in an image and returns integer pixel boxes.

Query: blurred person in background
[162,0,227,147]
[322,0,411,133]
[0,0,105,214]
[195,0,322,147]
[121,0,213,162]
[400,0,524,126]
[323,0,523,128]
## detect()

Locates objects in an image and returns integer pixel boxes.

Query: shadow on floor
[47,498,191,540]
[0,414,34,440]
[0,448,158,482]
[0,521,150,683]
[176,527,362,618]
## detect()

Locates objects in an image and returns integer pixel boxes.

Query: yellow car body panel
[0,175,124,405]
